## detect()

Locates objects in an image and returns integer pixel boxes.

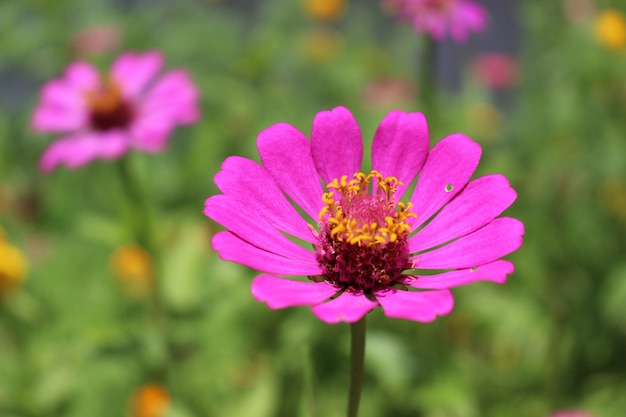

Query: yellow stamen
[318,171,417,247]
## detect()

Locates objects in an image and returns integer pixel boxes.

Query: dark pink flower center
[314,171,416,293]
[85,78,135,132]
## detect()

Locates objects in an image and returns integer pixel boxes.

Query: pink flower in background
[471,52,519,89]
[32,51,200,173]
[204,107,523,324]
[361,77,417,110]
[385,0,487,42]
[549,411,596,417]
[70,24,123,58]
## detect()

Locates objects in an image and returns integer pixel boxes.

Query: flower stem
[420,36,438,115]
[347,316,366,417]
[116,156,156,255]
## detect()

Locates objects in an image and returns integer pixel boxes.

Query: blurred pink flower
[563,0,595,24]
[549,411,596,417]
[471,52,519,89]
[204,107,523,324]
[71,24,123,58]
[385,0,487,42]
[32,51,200,173]
[361,78,417,110]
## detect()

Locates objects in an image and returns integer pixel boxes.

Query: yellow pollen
[318,171,417,247]
[84,76,125,113]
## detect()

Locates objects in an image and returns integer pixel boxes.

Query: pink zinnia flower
[549,411,596,417]
[471,52,519,89]
[70,24,123,58]
[385,0,487,43]
[204,107,523,324]
[32,51,199,173]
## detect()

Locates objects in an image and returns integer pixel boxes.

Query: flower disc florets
[85,78,135,131]
[315,170,416,292]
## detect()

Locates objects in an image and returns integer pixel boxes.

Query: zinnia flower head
[70,24,123,58]
[385,0,487,43]
[471,52,519,89]
[204,107,523,324]
[32,51,200,173]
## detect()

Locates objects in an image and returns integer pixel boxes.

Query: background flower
[471,52,519,89]
[384,0,487,42]
[32,51,200,172]
[128,384,170,417]
[204,107,523,324]
[0,229,28,297]
[595,9,626,52]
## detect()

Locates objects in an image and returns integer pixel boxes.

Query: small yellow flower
[595,9,626,51]
[0,234,28,297]
[110,244,155,298]
[304,0,346,21]
[128,384,170,417]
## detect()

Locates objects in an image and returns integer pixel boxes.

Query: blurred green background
[1,0,626,416]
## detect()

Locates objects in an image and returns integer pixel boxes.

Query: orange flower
[128,384,170,417]
[304,0,346,21]
[110,244,155,298]
[0,230,28,297]
[595,9,626,51]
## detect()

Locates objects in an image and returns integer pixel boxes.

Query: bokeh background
[1,0,626,416]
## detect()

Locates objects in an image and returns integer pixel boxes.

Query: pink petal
[424,15,447,40]
[213,156,315,243]
[39,131,129,173]
[311,292,379,324]
[257,123,324,220]
[111,51,163,98]
[377,289,454,322]
[409,134,482,229]
[32,105,86,133]
[311,106,363,185]
[413,217,524,270]
[204,195,316,260]
[409,174,517,253]
[211,231,322,276]
[371,110,429,200]
[128,118,173,152]
[406,260,514,289]
[64,61,100,91]
[251,275,338,309]
[141,70,200,125]
[38,80,85,112]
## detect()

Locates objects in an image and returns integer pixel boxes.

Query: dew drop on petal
[445,184,454,192]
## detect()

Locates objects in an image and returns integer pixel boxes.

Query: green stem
[116,156,156,255]
[347,317,366,417]
[420,37,438,116]
[302,345,317,417]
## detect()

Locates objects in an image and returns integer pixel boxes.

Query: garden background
[1,0,626,416]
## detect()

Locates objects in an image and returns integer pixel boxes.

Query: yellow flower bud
[304,0,346,21]
[110,244,155,298]
[0,239,28,297]
[128,384,170,417]
[595,9,626,51]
